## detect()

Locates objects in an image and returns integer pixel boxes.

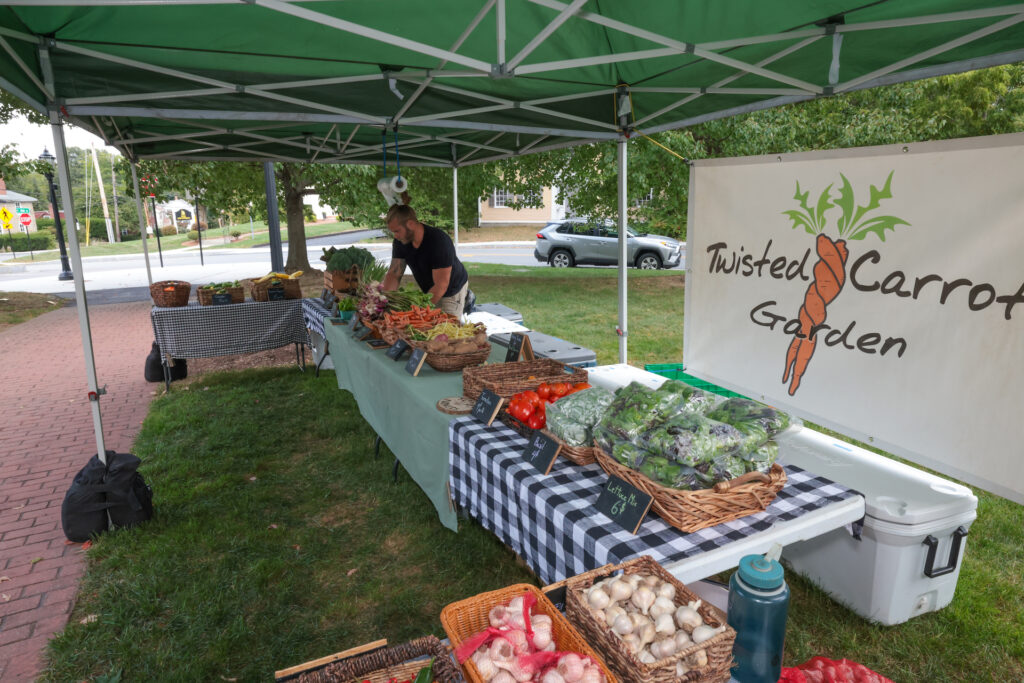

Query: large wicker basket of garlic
[564,555,735,683]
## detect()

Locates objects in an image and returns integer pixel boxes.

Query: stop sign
[19,213,31,227]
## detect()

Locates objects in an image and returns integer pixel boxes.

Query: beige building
[478,186,567,225]
[0,178,38,232]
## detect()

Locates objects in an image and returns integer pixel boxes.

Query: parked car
[533,219,682,269]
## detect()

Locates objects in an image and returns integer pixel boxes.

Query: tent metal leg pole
[617,136,628,364]
[50,111,107,464]
[264,161,284,272]
[452,165,459,252]
[129,160,153,286]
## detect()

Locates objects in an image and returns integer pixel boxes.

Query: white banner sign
[685,134,1024,504]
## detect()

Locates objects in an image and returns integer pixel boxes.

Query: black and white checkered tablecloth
[151,300,308,358]
[302,297,331,338]
[449,416,862,585]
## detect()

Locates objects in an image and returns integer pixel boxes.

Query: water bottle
[727,543,790,683]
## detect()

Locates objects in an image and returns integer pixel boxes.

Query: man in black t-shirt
[381,204,469,316]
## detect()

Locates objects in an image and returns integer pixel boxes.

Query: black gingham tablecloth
[302,297,330,338]
[449,416,862,585]
[150,300,308,358]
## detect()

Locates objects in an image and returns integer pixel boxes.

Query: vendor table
[150,300,308,387]
[449,416,865,585]
[322,317,509,531]
[301,297,334,374]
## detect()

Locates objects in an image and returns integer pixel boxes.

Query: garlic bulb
[631,585,655,615]
[542,640,557,652]
[656,582,677,601]
[638,651,657,664]
[504,628,530,656]
[619,633,641,654]
[489,637,514,662]
[675,661,690,677]
[589,608,607,625]
[692,624,726,644]
[612,613,634,636]
[649,596,676,619]
[580,665,604,683]
[674,601,703,631]
[587,587,611,610]
[688,649,708,668]
[628,612,648,632]
[674,630,693,650]
[532,626,552,650]
[636,621,656,649]
[650,636,677,660]
[625,574,643,589]
[489,604,510,627]
[643,574,660,588]
[654,612,676,638]
[491,671,517,683]
[533,614,553,630]
[604,604,626,626]
[541,670,566,683]
[472,651,498,680]
[606,578,632,602]
[556,653,584,683]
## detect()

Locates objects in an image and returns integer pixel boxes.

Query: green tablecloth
[323,321,505,531]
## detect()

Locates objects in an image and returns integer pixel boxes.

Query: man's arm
[428,266,452,305]
[382,258,406,292]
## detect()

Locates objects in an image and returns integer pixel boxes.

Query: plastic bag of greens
[653,379,717,416]
[638,412,744,468]
[742,441,778,473]
[706,398,792,450]
[546,387,615,446]
[638,455,686,488]
[609,440,652,469]
[711,453,749,483]
[595,382,665,444]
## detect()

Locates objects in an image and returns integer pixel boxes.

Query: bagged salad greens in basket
[705,398,792,450]
[594,380,714,448]
[546,386,615,447]
[638,412,745,467]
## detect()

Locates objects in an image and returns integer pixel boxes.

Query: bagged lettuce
[546,387,615,446]
[638,412,744,467]
[595,380,715,448]
[706,398,792,451]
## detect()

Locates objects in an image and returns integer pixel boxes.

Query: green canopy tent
[1,0,1022,462]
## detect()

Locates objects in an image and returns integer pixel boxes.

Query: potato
[453,341,477,354]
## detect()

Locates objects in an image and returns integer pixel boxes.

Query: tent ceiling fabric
[2,1,1023,166]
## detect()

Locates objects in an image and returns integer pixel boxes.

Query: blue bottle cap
[737,552,785,590]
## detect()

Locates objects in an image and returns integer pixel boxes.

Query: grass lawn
[42,266,1022,682]
[0,291,65,331]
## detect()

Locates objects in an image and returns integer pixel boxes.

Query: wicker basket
[564,556,735,683]
[498,411,532,438]
[440,583,618,683]
[463,359,588,401]
[150,280,191,307]
[325,266,360,294]
[423,342,492,372]
[288,636,460,683]
[250,277,302,302]
[196,285,244,305]
[594,445,787,533]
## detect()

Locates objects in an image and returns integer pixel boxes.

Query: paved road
[0,231,685,303]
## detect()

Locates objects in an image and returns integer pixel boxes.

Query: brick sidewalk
[0,301,157,682]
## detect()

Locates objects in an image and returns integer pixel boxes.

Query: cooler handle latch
[922,525,968,578]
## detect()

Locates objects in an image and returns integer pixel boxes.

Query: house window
[634,188,654,207]
[492,188,514,208]
[518,188,542,205]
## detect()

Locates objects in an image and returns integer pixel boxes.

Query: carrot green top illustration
[780,171,910,396]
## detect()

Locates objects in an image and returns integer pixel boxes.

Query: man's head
[386,204,418,244]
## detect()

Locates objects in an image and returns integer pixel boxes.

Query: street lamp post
[38,148,74,281]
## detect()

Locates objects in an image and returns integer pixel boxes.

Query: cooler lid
[777,427,978,526]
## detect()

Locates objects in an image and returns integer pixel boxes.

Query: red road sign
[20,213,32,227]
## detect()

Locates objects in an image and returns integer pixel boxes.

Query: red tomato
[537,383,551,400]
[527,412,545,430]
[552,382,571,397]
[573,382,592,392]
[517,400,535,421]
[521,390,542,408]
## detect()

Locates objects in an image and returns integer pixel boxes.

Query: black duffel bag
[61,451,154,542]
[144,341,187,382]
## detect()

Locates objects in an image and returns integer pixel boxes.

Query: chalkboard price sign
[523,431,561,475]
[267,286,286,301]
[386,339,411,360]
[405,348,428,376]
[366,338,391,350]
[211,293,233,305]
[595,475,654,534]
[471,389,504,426]
[505,332,535,363]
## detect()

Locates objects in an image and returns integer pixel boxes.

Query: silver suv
[534,219,682,269]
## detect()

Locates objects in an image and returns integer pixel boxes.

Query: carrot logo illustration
[781,171,910,395]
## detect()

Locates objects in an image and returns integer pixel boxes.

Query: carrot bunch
[382,305,457,331]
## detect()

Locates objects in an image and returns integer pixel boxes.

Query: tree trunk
[281,164,312,272]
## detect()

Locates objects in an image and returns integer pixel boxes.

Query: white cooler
[778,427,977,625]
